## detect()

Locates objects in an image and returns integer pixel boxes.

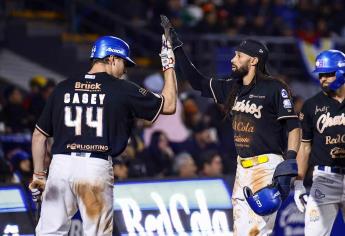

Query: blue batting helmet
[243,159,298,216]
[243,185,281,216]
[90,36,136,67]
[313,49,345,91]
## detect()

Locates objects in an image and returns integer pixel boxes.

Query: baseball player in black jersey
[28,35,177,235]
[294,49,345,235]
[160,16,300,235]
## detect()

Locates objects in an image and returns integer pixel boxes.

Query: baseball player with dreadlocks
[160,15,300,235]
[28,34,177,235]
[294,49,345,235]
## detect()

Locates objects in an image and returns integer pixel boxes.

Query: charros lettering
[232,100,263,119]
[316,112,345,133]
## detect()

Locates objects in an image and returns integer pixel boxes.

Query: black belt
[317,165,345,175]
[68,152,110,160]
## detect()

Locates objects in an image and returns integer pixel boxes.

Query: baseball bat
[35,201,41,225]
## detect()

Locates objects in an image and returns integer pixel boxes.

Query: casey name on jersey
[64,93,106,105]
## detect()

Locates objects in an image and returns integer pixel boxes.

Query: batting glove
[160,34,175,71]
[293,180,308,212]
[160,15,183,51]
[28,172,47,203]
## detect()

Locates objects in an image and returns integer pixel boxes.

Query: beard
[232,64,249,79]
[321,85,335,95]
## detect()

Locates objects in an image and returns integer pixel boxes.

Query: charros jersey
[36,72,163,157]
[300,92,345,167]
[209,77,298,158]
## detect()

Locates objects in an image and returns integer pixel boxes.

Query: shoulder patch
[283,99,292,109]
[281,89,289,98]
[138,87,148,96]
[299,112,304,121]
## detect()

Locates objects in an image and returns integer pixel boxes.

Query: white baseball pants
[305,167,345,236]
[232,154,284,236]
[36,154,114,236]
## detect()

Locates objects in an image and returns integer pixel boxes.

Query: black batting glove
[160,15,183,51]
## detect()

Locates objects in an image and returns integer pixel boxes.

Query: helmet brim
[125,57,136,67]
[312,67,336,74]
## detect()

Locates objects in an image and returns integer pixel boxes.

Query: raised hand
[160,34,175,71]
[160,15,183,51]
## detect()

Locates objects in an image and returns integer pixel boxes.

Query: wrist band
[286,150,297,159]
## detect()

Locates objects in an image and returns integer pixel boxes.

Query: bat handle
[35,201,41,225]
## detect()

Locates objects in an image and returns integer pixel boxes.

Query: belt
[68,152,110,161]
[316,165,345,175]
[239,155,269,168]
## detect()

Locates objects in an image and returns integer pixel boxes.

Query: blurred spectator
[8,149,32,186]
[180,93,202,129]
[112,156,128,181]
[139,131,175,177]
[173,120,219,166]
[23,75,47,109]
[124,138,148,178]
[27,77,56,130]
[2,85,30,133]
[293,95,304,115]
[199,150,223,177]
[0,157,18,183]
[143,73,189,144]
[204,103,237,174]
[173,152,197,178]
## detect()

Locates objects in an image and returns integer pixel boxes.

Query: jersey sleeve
[209,78,236,104]
[35,89,56,136]
[272,82,298,120]
[300,100,313,142]
[126,82,164,123]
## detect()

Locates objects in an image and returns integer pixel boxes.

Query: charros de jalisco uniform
[209,77,297,157]
[172,36,299,235]
[37,72,163,157]
[30,35,173,235]
[301,92,345,165]
[293,49,345,236]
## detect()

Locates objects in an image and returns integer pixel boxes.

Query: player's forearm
[32,129,48,173]
[161,68,177,114]
[175,47,211,92]
[287,127,301,153]
[296,141,311,180]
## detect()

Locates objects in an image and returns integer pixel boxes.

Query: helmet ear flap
[330,69,345,91]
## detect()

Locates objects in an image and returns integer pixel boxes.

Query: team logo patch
[299,112,304,121]
[281,89,289,98]
[283,99,292,109]
[91,46,96,57]
[85,74,95,79]
[314,189,325,199]
[316,59,324,68]
[338,62,345,67]
[309,209,320,222]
